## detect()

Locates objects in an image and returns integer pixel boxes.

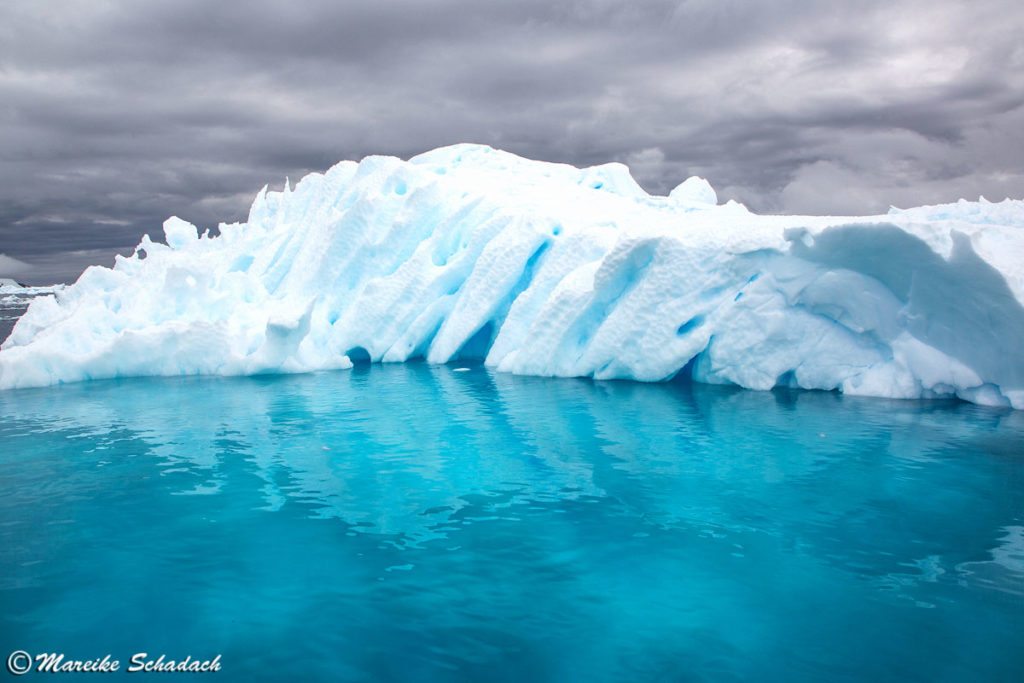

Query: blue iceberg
[2,144,1023,409]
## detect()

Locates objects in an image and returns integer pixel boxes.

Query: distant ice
[1,144,1022,409]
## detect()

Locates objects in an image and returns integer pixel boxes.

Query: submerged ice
[1,144,1023,409]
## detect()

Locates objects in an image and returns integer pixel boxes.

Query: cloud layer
[2,0,1022,281]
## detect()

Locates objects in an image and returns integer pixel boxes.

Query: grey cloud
[1,0,1023,282]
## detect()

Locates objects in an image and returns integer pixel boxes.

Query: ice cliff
[2,144,1023,408]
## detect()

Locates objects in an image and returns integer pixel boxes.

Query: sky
[1,0,1023,283]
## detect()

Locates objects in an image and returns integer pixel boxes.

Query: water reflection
[3,365,1021,580]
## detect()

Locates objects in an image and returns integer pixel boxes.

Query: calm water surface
[1,364,1022,681]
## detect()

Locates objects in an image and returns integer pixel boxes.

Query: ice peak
[669,176,717,206]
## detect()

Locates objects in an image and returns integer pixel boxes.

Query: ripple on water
[0,365,1022,681]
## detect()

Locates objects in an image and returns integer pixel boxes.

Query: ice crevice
[1,143,1023,409]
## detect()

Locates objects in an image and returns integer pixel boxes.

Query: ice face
[2,143,1023,409]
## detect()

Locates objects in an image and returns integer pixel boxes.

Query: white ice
[1,144,1022,409]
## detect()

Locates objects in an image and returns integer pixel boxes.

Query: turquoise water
[1,364,1022,681]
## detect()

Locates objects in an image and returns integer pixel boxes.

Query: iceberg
[1,144,1023,409]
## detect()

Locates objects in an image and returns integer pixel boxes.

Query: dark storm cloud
[1,0,1023,282]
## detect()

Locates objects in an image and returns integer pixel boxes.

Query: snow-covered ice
[1,144,1022,408]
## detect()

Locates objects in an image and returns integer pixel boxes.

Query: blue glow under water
[1,364,1022,681]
